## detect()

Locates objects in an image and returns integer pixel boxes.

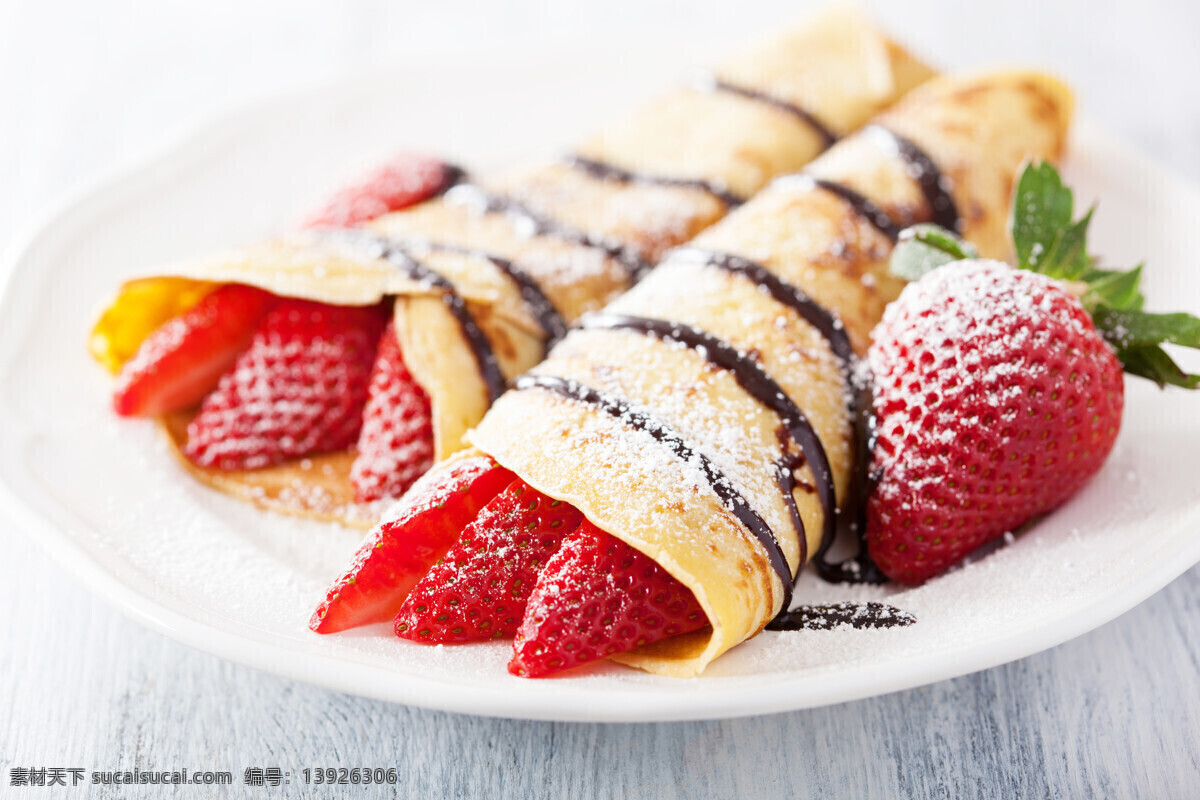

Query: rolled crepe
[464,70,1073,677]
[93,5,933,525]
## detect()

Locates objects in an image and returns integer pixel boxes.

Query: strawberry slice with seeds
[112,284,275,417]
[394,479,583,643]
[303,153,461,229]
[508,520,708,678]
[184,299,388,470]
[310,456,514,633]
[349,322,436,503]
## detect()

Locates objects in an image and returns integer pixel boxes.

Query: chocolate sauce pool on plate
[766,601,915,631]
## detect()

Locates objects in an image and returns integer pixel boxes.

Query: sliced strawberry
[394,479,583,643]
[310,456,514,633]
[303,153,460,229]
[112,284,274,417]
[508,520,708,678]
[183,299,388,470]
[349,323,435,503]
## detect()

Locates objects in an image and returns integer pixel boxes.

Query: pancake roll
[458,69,1073,676]
[91,6,932,525]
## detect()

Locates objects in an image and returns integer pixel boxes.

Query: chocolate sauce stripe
[668,249,890,584]
[866,125,961,233]
[312,229,508,403]
[565,155,744,208]
[398,240,569,346]
[705,77,838,150]
[812,381,888,585]
[671,248,856,368]
[811,178,902,242]
[576,312,836,573]
[669,247,876,584]
[439,164,469,194]
[771,174,903,242]
[380,249,509,404]
[512,374,795,613]
[445,184,652,282]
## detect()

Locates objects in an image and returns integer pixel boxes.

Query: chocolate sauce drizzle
[543,123,964,589]
[566,155,744,208]
[314,230,508,403]
[814,383,889,585]
[667,248,860,587]
[808,129,960,583]
[381,250,509,404]
[495,118,962,598]
[401,241,568,346]
[867,125,961,233]
[511,374,796,612]
[765,601,915,632]
[445,184,652,282]
[671,248,856,368]
[576,312,835,572]
[437,164,469,195]
[704,76,839,150]
[568,68,845,215]
[810,178,902,242]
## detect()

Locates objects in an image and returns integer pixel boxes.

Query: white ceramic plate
[3,45,1199,723]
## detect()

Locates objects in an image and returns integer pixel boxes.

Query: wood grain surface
[3,1,1199,797]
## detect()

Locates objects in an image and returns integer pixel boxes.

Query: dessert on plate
[312,68,1108,678]
[87,7,1200,683]
[90,6,931,525]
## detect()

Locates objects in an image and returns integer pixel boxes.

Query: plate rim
[3,57,1200,723]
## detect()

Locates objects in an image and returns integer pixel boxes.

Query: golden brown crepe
[464,70,1074,677]
[92,6,933,525]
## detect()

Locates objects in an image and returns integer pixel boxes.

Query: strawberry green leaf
[888,223,978,282]
[1007,161,1200,389]
[1038,207,1095,280]
[1012,160,1079,276]
[1082,265,1145,312]
[1092,307,1200,349]
[1115,344,1200,389]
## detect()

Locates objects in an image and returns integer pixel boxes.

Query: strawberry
[864,162,1200,584]
[303,153,460,229]
[111,284,274,417]
[394,479,583,643]
[349,323,435,503]
[310,456,514,633]
[865,260,1125,583]
[183,298,388,470]
[509,520,708,678]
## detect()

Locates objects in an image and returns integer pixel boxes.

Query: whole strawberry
[866,260,1124,584]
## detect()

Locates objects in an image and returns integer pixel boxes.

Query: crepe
[464,70,1073,677]
[92,5,933,525]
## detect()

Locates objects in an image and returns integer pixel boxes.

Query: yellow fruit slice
[89,277,218,374]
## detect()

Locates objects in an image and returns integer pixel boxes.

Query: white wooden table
[3,1,1198,796]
